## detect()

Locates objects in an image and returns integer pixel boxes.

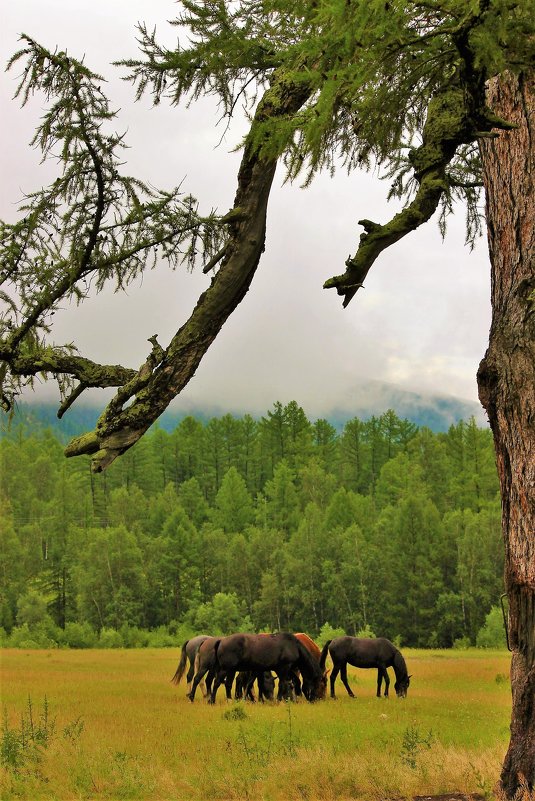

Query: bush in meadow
[119,624,150,648]
[60,621,98,648]
[7,622,57,649]
[317,622,346,647]
[146,625,177,648]
[98,628,124,648]
[476,606,507,649]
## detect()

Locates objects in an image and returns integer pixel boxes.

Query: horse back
[195,636,218,671]
[216,632,298,671]
[331,636,397,668]
[294,632,322,662]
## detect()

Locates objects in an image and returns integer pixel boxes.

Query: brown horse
[187,637,226,702]
[292,632,328,700]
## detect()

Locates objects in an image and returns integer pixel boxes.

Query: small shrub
[60,621,98,649]
[356,625,376,639]
[98,628,124,648]
[452,635,472,650]
[7,623,57,649]
[1,696,85,778]
[1,696,55,773]
[119,624,150,648]
[400,725,434,769]
[317,622,346,647]
[146,625,176,648]
[476,606,507,649]
[223,705,248,721]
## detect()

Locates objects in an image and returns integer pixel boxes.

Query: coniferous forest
[0,402,504,650]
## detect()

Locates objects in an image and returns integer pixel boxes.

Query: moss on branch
[324,79,514,307]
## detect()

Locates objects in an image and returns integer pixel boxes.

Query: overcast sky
[1,1,492,420]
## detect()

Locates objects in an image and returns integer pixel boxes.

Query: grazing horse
[209,632,324,704]
[290,633,329,700]
[171,634,211,695]
[188,637,276,703]
[320,637,411,699]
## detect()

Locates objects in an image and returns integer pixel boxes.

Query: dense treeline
[0,403,504,648]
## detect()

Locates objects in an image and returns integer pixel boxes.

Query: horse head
[394,674,411,698]
[316,668,329,700]
[301,667,329,701]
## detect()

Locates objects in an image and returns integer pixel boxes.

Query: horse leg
[188,666,208,702]
[290,670,302,697]
[205,668,215,699]
[245,674,257,702]
[186,658,195,693]
[330,664,340,698]
[383,668,390,698]
[376,668,382,698]
[209,670,226,705]
[276,671,292,701]
[340,663,355,698]
[224,670,235,701]
[235,673,244,700]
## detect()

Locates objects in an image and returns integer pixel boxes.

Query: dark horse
[320,637,411,699]
[171,634,212,695]
[187,637,274,702]
[209,632,324,704]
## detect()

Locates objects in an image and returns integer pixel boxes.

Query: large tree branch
[3,351,135,388]
[324,82,514,307]
[323,3,518,309]
[65,71,312,471]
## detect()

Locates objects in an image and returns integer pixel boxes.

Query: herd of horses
[171,633,411,704]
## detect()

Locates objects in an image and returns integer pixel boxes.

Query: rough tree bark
[477,70,534,797]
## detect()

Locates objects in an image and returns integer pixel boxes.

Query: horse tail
[171,640,189,685]
[319,640,332,671]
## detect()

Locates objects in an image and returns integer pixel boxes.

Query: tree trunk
[477,70,535,798]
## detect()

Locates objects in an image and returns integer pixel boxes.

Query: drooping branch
[323,4,519,308]
[64,70,312,471]
[0,38,225,413]
[324,81,515,307]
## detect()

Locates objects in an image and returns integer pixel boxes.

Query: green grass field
[0,648,511,801]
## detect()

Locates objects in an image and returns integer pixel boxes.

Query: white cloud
[0,0,491,419]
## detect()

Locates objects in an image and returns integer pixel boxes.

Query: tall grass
[0,648,511,800]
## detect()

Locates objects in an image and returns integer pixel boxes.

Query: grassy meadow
[1,647,511,801]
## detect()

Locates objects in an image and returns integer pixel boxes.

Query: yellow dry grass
[0,647,511,801]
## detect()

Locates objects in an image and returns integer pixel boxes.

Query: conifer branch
[64,68,313,471]
[0,37,225,413]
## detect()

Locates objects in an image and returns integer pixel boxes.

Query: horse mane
[393,648,408,680]
[171,639,189,685]
[294,636,322,680]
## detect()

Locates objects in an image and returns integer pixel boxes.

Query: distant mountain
[1,382,487,442]
[323,381,487,432]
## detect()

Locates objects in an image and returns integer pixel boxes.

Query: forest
[0,402,504,650]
